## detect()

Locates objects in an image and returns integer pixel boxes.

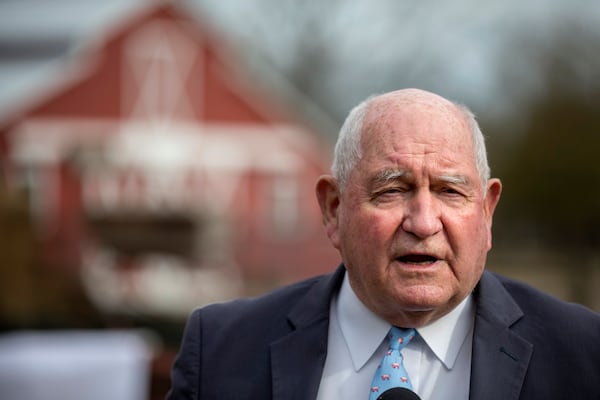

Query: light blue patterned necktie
[369,327,416,399]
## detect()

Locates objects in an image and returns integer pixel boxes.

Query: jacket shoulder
[197,274,327,327]
[486,273,600,396]
[489,272,600,351]
[167,271,339,399]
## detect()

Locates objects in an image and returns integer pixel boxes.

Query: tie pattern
[369,327,415,399]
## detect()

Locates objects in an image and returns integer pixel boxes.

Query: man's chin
[393,287,451,313]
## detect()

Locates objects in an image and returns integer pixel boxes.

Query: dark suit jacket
[167,266,600,399]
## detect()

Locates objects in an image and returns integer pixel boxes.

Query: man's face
[317,92,501,327]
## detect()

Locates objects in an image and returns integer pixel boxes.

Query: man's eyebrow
[372,169,408,185]
[371,170,469,186]
[437,174,468,185]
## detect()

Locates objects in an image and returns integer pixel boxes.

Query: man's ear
[484,178,502,249]
[315,175,342,249]
[484,178,502,219]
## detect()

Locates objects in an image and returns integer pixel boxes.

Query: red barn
[0,1,340,317]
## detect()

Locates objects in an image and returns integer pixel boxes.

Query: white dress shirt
[316,274,475,400]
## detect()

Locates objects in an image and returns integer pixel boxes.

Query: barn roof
[0,0,339,144]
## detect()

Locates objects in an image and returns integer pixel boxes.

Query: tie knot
[388,327,415,351]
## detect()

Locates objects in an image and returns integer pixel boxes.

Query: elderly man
[168,89,600,400]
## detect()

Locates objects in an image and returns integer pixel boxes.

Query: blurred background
[1,0,599,398]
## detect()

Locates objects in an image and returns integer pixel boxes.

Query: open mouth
[397,254,439,265]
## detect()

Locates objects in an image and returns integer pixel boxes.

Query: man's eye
[371,187,408,201]
[380,186,409,195]
[441,187,464,197]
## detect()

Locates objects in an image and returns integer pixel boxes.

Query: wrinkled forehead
[362,91,471,147]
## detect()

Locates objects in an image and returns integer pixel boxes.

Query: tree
[494,26,600,305]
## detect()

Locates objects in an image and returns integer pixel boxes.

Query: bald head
[370,88,458,110]
[331,88,490,192]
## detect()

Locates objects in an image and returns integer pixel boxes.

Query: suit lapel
[270,266,345,400]
[267,268,534,400]
[469,272,533,400]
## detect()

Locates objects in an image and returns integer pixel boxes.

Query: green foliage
[502,94,600,248]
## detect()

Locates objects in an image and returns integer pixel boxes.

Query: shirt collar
[336,273,390,371]
[417,293,474,369]
[336,273,475,371]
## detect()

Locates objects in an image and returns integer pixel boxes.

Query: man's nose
[400,190,442,239]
